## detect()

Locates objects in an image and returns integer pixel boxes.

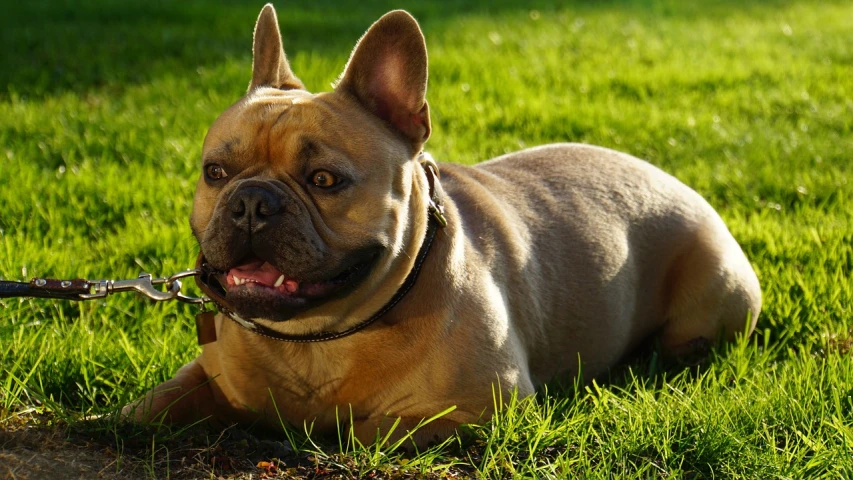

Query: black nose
[228,185,282,231]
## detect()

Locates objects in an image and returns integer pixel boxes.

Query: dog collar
[194,155,446,343]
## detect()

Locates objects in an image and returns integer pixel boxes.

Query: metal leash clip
[1,268,216,344]
[77,269,209,305]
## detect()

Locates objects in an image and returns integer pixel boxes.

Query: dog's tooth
[274,274,285,287]
[237,277,244,286]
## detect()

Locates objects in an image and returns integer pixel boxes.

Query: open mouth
[222,256,373,299]
[198,249,380,321]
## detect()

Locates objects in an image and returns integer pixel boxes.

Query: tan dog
[127,4,761,446]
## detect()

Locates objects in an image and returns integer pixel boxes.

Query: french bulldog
[126,4,762,447]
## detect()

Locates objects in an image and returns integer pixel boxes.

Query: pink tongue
[229,260,284,287]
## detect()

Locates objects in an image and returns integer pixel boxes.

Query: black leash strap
[0,278,91,300]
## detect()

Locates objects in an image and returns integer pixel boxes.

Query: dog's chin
[224,286,312,322]
[205,247,382,322]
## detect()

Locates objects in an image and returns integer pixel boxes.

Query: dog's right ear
[335,11,431,150]
[249,4,304,91]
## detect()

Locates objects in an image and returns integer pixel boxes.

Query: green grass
[1,0,852,477]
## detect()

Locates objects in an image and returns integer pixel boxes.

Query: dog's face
[190,6,432,322]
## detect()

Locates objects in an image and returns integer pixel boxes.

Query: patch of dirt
[0,426,130,480]
[0,413,475,479]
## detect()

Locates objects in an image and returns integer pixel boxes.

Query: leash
[0,268,216,345]
[0,270,207,304]
[1,154,447,346]
[0,269,216,345]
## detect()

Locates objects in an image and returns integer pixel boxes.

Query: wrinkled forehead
[203,88,312,154]
[202,88,402,165]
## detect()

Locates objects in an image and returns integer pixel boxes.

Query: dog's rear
[439,143,761,380]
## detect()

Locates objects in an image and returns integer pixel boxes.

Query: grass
[1,0,851,477]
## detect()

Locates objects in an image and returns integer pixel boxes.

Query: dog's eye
[311,170,339,188]
[205,164,228,181]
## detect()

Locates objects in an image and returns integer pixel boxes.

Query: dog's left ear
[336,10,430,149]
[249,4,304,91]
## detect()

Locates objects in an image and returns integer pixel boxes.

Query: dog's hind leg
[658,222,762,356]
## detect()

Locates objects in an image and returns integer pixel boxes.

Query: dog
[126,4,761,447]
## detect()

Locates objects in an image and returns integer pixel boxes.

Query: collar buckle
[419,152,447,228]
[428,200,447,227]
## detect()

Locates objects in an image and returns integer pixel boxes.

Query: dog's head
[191,5,433,326]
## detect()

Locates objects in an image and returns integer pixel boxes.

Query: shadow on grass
[540,341,711,404]
[3,0,804,98]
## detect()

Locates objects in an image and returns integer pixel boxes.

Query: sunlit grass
[1,0,852,477]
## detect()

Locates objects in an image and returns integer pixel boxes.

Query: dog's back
[438,143,762,381]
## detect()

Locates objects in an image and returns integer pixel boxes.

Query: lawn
[1,0,852,477]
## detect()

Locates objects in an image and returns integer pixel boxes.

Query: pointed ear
[335,10,431,147]
[249,4,304,91]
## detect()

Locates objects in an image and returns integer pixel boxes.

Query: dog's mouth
[222,255,373,299]
[198,249,381,321]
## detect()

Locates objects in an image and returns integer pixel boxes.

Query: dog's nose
[228,186,282,231]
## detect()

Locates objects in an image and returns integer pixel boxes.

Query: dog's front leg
[122,359,219,425]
